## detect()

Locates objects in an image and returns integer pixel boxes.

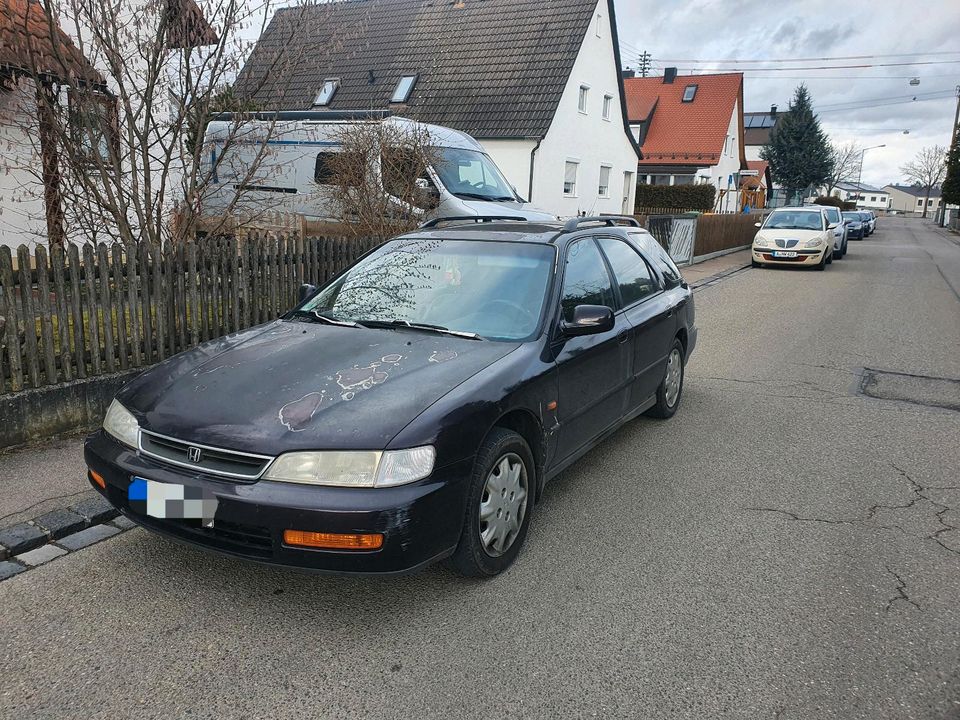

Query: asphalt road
[1,217,959,719]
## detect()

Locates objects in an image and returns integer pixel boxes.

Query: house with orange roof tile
[623,68,748,212]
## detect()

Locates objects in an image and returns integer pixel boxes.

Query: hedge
[635,183,716,212]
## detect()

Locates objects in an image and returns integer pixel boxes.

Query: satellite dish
[909,77,920,86]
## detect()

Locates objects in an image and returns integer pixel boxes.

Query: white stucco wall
[706,101,743,212]
[529,0,638,217]
[745,144,764,162]
[480,139,537,201]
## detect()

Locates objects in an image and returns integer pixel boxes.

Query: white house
[831,182,890,211]
[233,0,641,218]
[622,70,747,212]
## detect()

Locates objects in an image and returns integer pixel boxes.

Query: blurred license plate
[128,477,218,526]
[773,251,797,258]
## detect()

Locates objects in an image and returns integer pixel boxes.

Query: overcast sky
[614,0,960,188]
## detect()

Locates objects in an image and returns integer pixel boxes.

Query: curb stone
[34,508,87,540]
[0,522,48,558]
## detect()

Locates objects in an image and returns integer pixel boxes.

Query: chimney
[621,68,636,79]
[663,67,677,84]
[770,104,778,118]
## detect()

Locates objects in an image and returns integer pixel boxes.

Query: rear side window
[629,231,682,287]
[314,152,336,184]
[597,238,658,306]
[560,239,614,322]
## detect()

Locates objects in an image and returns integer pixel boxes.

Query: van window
[314,152,336,184]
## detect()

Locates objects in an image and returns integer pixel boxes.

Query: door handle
[617,330,629,344]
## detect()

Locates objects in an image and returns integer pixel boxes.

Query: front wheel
[645,339,685,419]
[447,428,535,577]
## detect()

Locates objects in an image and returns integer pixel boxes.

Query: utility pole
[638,52,651,78]
[939,84,959,225]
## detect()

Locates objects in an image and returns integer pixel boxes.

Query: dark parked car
[85,217,697,577]
[842,212,865,240]
[857,211,875,236]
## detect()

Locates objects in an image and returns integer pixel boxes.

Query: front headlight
[103,399,139,448]
[804,238,824,248]
[263,446,436,487]
[754,236,770,247]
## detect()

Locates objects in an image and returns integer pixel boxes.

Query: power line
[814,94,955,114]
[815,88,955,110]
[676,60,960,72]
[659,51,960,64]
[744,74,958,81]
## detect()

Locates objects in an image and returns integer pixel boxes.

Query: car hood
[438,197,556,222]
[118,321,520,454]
[754,229,825,245]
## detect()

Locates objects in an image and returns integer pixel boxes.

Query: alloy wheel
[479,453,528,557]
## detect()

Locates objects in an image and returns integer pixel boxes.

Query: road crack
[884,567,920,613]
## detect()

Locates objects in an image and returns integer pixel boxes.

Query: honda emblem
[187,446,202,463]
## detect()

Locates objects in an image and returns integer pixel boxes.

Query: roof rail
[211,110,392,123]
[562,216,642,232]
[419,216,532,229]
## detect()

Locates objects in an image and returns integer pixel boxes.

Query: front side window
[597,238,658,306]
[598,165,611,197]
[629,231,682,287]
[822,206,840,223]
[314,152,336,184]
[560,239,614,323]
[564,161,578,196]
[430,147,515,202]
[578,85,589,113]
[304,239,554,341]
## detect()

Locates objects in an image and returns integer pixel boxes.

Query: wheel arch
[489,408,547,503]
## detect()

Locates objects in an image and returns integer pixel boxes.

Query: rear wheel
[447,428,534,577]
[646,339,685,419]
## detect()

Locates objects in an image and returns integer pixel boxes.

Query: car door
[552,237,632,463]
[596,236,677,409]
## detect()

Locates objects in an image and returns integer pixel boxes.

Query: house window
[69,92,118,168]
[602,94,612,120]
[313,79,339,106]
[391,75,417,103]
[578,85,589,114]
[650,174,671,186]
[673,175,694,185]
[598,165,611,197]
[564,161,579,196]
[928,199,934,206]
[682,84,697,102]
[595,13,602,37]
[917,199,924,206]
[870,196,877,202]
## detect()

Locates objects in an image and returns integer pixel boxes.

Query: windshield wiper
[455,192,510,202]
[292,309,361,328]
[359,319,484,340]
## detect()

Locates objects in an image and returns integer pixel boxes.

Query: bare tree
[325,119,442,241]
[900,145,947,218]
[825,141,861,195]
[0,0,325,248]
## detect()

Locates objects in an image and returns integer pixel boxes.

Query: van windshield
[431,148,518,202]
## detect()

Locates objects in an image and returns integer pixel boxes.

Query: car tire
[447,428,535,577]
[835,241,844,259]
[815,252,827,271]
[826,249,833,264]
[645,338,685,419]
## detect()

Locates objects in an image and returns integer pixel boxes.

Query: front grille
[129,509,274,558]
[139,430,273,481]
[774,238,799,249]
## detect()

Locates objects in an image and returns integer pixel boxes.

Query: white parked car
[751,207,836,271]
[818,205,848,259]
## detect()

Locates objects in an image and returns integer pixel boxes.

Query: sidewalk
[683,247,752,287]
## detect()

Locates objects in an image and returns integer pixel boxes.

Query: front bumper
[751,247,827,265]
[84,430,471,574]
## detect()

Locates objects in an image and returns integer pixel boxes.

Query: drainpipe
[528,138,541,204]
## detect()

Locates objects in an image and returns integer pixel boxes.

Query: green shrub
[634,183,716,212]
[813,195,844,208]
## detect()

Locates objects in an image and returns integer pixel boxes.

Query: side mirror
[561,305,614,337]
[754,222,762,228]
[298,283,317,303]
[828,222,839,229]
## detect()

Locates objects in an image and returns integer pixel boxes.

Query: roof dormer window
[682,84,697,102]
[313,79,339,106]
[391,75,417,103]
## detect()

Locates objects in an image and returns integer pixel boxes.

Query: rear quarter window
[628,231,682,286]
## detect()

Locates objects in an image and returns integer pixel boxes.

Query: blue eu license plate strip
[128,477,218,527]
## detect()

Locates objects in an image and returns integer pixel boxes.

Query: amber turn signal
[283,529,384,551]
[89,469,106,490]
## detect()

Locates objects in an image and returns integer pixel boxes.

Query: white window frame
[602,94,612,121]
[598,164,612,198]
[578,85,589,114]
[391,75,417,103]
[564,160,579,197]
[313,79,339,106]
[595,13,602,37]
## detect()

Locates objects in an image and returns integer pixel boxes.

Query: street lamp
[855,144,886,206]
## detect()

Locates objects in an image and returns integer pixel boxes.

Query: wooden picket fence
[694,213,762,256]
[0,235,380,395]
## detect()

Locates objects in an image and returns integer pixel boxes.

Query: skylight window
[682,84,697,102]
[391,75,417,103]
[313,79,339,106]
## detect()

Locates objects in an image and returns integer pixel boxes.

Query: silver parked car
[819,205,848,259]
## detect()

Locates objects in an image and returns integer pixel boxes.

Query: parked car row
[751,206,878,270]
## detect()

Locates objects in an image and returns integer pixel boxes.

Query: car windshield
[763,211,824,230]
[301,238,554,341]
[431,147,518,202]
[842,213,861,222]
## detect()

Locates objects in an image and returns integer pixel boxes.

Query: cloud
[614,0,960,186]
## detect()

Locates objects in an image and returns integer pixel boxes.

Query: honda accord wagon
[85,216,697,576]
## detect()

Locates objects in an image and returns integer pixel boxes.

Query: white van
[201,111,555,224]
